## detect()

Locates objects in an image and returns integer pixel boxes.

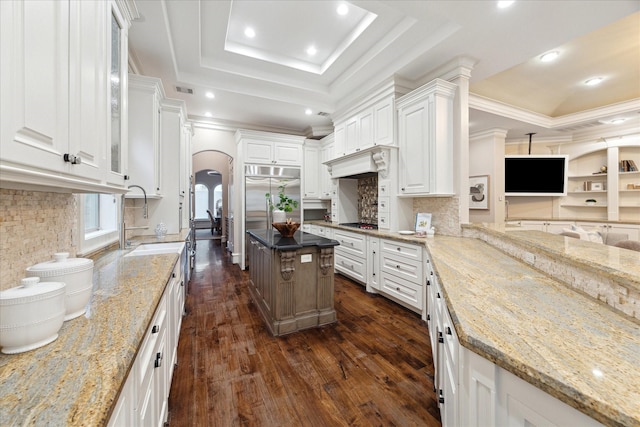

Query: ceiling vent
[176,86,193,95]
[317,111,330,117]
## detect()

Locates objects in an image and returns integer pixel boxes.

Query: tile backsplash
[0,189,77,291]
[358,175,378,223]
[413,196,461,236]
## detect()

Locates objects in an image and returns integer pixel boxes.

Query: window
[195,184,209,219]
[79,194,118,254]
[213,184,223,217]
[84,194,100,233]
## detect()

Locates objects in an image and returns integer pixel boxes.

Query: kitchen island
[246,229,339,336]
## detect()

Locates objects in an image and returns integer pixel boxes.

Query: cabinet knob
[396,287,400,291]
[124,175,130,180]
[446,326,452,335]
[427,314,430,320]
[426,280,431,286]
[437,292,441,298]
[63,153,82,165]
[401,187,405,191]
[396,264,400,269]
[396,247,401,251]
[152,325,159,334]
[438,332,444,343]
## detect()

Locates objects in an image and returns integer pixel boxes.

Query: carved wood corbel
[279,250,296,281]
[319,248,334,275]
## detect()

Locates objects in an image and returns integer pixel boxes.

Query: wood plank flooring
[168,239,441,426]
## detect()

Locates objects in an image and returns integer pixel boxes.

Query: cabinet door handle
[438,332,444,343]
[426,280,431,286]
[427,314,431,321]
[446,326,452,335]
[437,292,441,298]
[438,390,444,404]
[152,325,159,334]
[154,352,163,368]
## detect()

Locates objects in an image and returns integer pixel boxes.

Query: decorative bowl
[0,278,66,354]
[26,252,94,321]
[272,222,300,238]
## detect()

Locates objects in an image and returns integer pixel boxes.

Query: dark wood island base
[247,230,340,336]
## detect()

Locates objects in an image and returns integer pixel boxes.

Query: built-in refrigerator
[244,165,301,267]
[245,165,301,229]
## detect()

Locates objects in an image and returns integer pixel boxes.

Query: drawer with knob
[380,238,422,262]
[380,252,423,282]
[334,252,366,283]
[379,271,423,310]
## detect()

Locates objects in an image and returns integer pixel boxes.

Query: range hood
[324,146,394,179]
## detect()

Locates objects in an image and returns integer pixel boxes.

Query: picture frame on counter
[469,175,489,210]
[415,212,432,232]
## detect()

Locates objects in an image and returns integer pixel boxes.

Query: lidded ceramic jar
[0,277,66,354]
[26,252,94,321]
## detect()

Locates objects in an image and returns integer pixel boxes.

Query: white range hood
[324,146,394,179]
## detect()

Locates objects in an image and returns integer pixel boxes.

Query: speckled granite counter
[424,236,639,427]
[0,237,184,425]
[307,221,640,426]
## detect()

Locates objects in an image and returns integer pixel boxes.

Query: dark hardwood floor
[168,239,441,426]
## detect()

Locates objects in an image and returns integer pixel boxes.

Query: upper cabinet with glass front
[0,0,134,193]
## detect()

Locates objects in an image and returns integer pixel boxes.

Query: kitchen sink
[125,242,185,257]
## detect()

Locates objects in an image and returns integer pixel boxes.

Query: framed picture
[469,175,489,210]
[415,212,432,232]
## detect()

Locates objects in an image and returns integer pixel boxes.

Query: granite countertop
[424,236,640,427]
[247,229,339,250]
[307,220,640,426]
[0,236,185,425]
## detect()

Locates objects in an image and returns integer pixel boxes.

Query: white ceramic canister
[0,277,66,354]
[26,252,94,321]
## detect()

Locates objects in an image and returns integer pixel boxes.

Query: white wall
[469,129,507,223]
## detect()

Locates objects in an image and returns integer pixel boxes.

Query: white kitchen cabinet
[128,75,163,196]
[333,229,367,284]
[427,254,605,427]
[242,137,303,166]
[303,140,320,199]
[137,291,167,427]
[109,251,186,426]
[0,0,130,193]
[367,237,380,291]
[333,95,396,158]
[397,79,456,196]
[378,238,423,311]
[319,134,335,198]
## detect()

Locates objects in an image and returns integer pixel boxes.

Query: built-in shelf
[567,190,606,194]
[124,194,163,199]
[561,204,607,208]
[568,173,607,179]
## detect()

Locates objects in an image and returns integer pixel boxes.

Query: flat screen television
[505,155,568,196]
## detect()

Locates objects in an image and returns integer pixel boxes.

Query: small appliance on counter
[26,252,94,321]
[0,277,66,354]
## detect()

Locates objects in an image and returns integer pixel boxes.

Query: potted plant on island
[266,183,300,237]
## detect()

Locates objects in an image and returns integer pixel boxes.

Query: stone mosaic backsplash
[0,189,78,291]
[413,196,461,236]
[358,175,378,224]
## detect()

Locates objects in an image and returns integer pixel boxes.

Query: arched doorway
[192,151,232,242]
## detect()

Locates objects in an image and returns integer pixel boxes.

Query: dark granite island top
[246,229,339,336]
[247,229,340,251]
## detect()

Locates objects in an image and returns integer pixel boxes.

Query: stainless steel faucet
[120,185,148,249]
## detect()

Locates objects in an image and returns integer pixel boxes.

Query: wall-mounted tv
[505,155,568,196]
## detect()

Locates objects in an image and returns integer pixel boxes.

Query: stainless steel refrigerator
[244,165,301,265]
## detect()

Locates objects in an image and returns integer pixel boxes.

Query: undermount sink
[125,242,185,257]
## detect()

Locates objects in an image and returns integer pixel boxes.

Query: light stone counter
[307,221,640,426]
[0,244,181,425]
[424,236,639,427]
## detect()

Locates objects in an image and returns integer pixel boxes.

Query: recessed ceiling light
[540,51,559,62]
[305,109,313,115]
[204,112,212,117]
[337,4,349,15]
[497,1,515,8]
[306,46,317,56]
[244,27,255,38]
[585,77,603,86]
[610,118,626,124]
[205,91,215,99]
